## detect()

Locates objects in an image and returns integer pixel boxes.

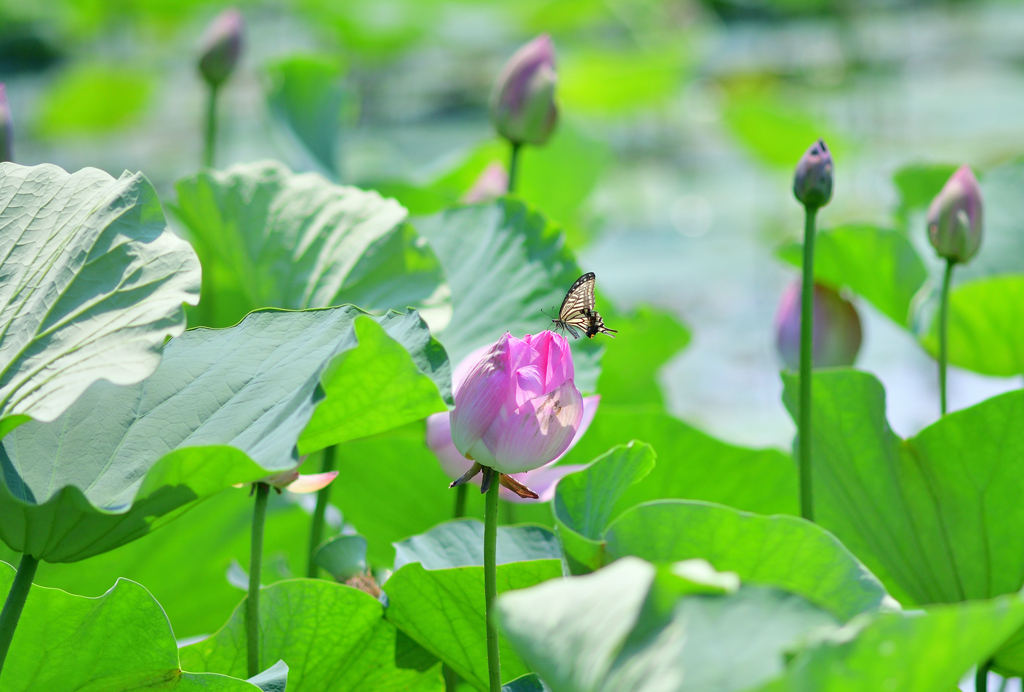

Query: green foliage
[393,520,561,571]
[384,559,563,689]
[782,369,1024,672]
[959,157,1024,280]
[181,578,443,691]
[35,65,152,137]
[314,534,368,581]
[921,275,1024,376]
[0,163,199,434]
[266,54,351,176]
[0,561,257,691]
[559,46,686,114]
[777,224,928,327]
[0,307,448,563]
[174,160,445,327]
[892,162,959,227]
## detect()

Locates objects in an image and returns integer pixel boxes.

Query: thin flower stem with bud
[939,259,954,416]
[484,468,501,692]
[799,205,818,522]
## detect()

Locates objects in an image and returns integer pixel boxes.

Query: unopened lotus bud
[0,84,13,163]
[927,164,983,264]
[793,139,833,209]
[198,8,244,88]
[490,35,558,146]
[775,281,862,370]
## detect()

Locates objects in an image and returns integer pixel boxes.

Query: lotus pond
[2,1,1024,691]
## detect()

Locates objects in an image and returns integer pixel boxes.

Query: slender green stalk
[0,553,38,674]
[939,258,955,416]
[507,142,522,194]
[443,665,460,692]
[248,482,270,678]
[976,661,990,692]
[307,446,337,577]
[798,205,819,522]
[453,483,467,519]
[203,83,219,168]
[484,475,501,692]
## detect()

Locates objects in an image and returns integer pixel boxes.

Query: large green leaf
[181,579,443,691]
[920,275,1024,376]
[384,559,562,690]
[173,160,444,327]
[266,54,350,176]
[776,224,927,327]
[0,561,256,691]
[558,406,798,517]
[414,198,600,392]
[496,557,838,692]
[781,369,1024,671]
[0,307,448,562]
[393,519,560,571]
[0,163,200,436]
[604,500,892,620]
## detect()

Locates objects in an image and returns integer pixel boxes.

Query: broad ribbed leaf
[393,519,560,571]
[0,163,199,435]
[0,561,256,691]
[0,307,448,562]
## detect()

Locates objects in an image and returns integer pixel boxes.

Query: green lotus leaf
[0,162,200,436]
[0,560,256,691]
[181,578,442,691]
[314,533,368,582]
[393,519,560,571]
[0,306,448,563]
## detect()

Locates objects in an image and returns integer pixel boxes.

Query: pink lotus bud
[0,84,12,163]
[793,139,833,208]
[198,8,244,88]
[490,35,558,146]
[448,331,584,475]
[774,281,862,370]
[927,164,983,264]
[461,162,509,203]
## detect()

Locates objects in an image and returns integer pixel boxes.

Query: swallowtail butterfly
[551,272,618,339]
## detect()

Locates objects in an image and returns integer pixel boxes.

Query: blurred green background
[4,0,1023,448]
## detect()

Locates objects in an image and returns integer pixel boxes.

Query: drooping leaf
[0,307,448,563]
[495,557,838,692]
[415,198,600,392]
[173,160,445,327]
[0,163,199,435]
[782,369,1024,672]
[559,406,798,517]
[315,533,368,581]
[266,54,350,176]
[776,224,927,327]
[393,519,560,571]
[181,578,443,691]
[920,275,1024,376]
[0,561,257,691]
[604,500,892,620]
[384,559,562,689]
[247,661,289,692]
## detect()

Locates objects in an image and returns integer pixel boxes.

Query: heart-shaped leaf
[173,160,444,327]
[0,306,448,563]
[0,163,200,436]
[181,578,442,691]
[0,560,256,691]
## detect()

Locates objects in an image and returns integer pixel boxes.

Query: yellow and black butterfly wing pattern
[551,272,616,339]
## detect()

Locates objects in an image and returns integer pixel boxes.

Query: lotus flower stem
[203,83,219,168]
[507,142,521,194]
[0,553,38,673]
[484,475,501,692]
[307,445,337,577]
[453,483,467,519]
[247,482,270,678]
[938,258,954,416]
[798,205,818,522]
[443,665,460,691]
[976,661,990,692]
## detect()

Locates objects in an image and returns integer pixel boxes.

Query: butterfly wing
[584,309,618,339]
[553,273,597,339]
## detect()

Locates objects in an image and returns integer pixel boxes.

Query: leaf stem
[307,446,337,577]
[453,483,467,519]
[0,553,38,674]
[507,142,522,194]
[203,83,219,169]
[976,661,990,692]
[248,482,270,678]
[484,473,501,692]
[799,205,818,522]
[939,258,955,416]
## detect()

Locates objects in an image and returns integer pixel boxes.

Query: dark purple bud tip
[199,8,244,88]
[793,139,833,209]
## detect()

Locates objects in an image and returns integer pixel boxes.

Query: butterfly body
[551,272,618,339]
